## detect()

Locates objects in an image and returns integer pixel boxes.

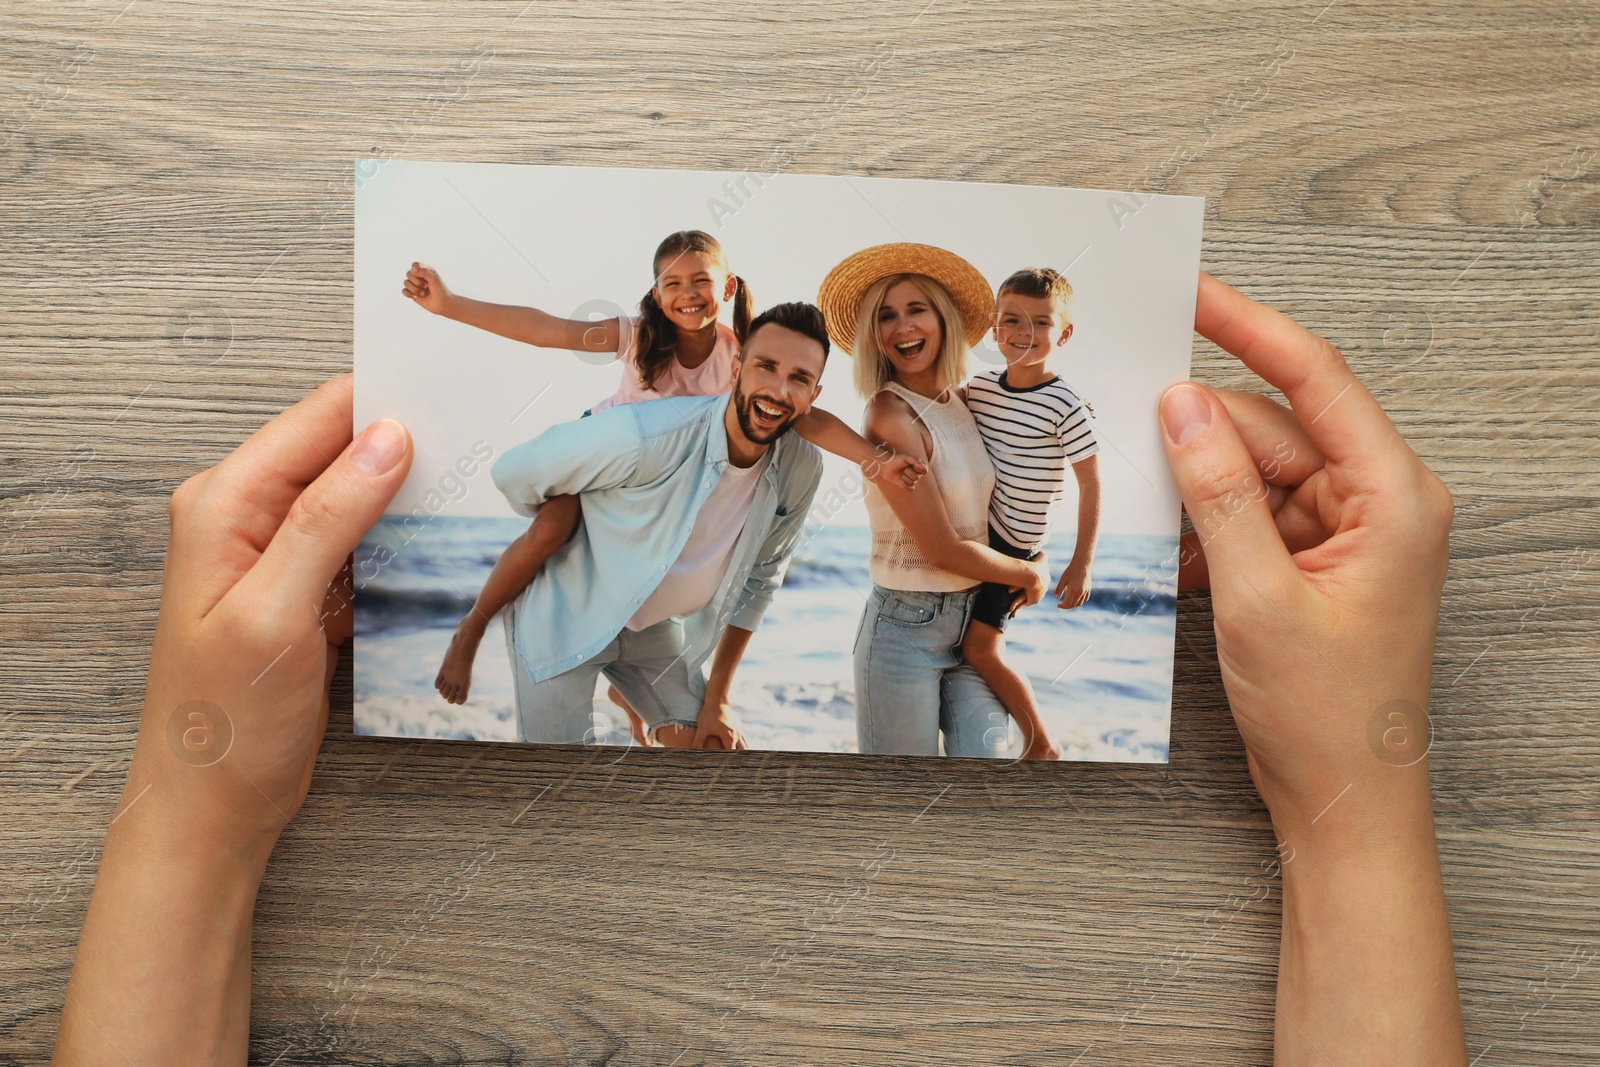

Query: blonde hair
[851,273,970,400]
[998,266,1074,326]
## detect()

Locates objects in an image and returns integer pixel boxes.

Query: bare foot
[607,685,655,746]
[434,616,487,705]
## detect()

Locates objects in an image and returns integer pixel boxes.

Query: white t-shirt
[625,450,770,631]
[589,315,740,413]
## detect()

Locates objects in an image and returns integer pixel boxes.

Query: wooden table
[3,2,1596,1062]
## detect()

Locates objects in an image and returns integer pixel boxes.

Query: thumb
[242,418,414,619]
[1159,383,1295,592]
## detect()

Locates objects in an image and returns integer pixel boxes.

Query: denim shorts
[852,584,1011,758]
[502,609,703,745]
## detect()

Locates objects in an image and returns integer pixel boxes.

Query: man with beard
[490,302,829,750]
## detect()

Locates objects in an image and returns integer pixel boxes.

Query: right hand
[401,261,454,315]
[692,700,748,751]
[1010,553,1051,613]
[1160,273,1454,834]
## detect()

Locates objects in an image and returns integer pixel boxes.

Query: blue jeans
[853,585,1012,758]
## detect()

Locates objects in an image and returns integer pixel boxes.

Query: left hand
[1054,561,1092,609]
[692,700,748,751]
[867,451,928,492]
[52,374,413,1067]
[132,374,413,855]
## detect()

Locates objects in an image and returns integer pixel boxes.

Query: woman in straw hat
[818,244,1051,757]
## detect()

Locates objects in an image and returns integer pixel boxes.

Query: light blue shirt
[490,392,823,684]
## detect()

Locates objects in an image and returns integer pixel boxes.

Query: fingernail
[350,419,407,476]
[1161,383,1211,446]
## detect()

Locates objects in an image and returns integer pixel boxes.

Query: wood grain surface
[3,2,1598,1063]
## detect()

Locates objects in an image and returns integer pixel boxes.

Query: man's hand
[1055,560,1091,609]
[693,699,747,751]
[866,452,928,492]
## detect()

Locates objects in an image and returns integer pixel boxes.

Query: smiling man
[490,302,829,750]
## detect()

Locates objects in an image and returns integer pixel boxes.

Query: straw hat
[816,243,995,355]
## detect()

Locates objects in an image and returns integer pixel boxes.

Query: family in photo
[396,231,1104,759]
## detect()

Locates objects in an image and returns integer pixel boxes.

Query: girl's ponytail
[633,288,675,392]
[731,275,753,343]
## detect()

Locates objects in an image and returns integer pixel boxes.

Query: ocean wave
[1085,586,1176,617]
[354,577,1173,636]
[355,585,476,634]
[781,556,872,590]
[783,559,1173,614]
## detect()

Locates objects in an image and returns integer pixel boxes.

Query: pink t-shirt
[588,314,740,413]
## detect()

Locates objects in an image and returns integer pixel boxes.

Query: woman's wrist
[1268,766,1439,875]
[54,777,270,1064]
[1009,554,1040,585]
[1270,769,1464,1054]
[108,773,276,890]
[126,729,290,872]
[1261,760,1449,962]
[1251,732,1438,845]
[944,543,1014,587]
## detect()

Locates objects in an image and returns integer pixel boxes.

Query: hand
[1054,560,1091,609]
[402,261,454,316]
[692,700,747,751]
[135,374,414,852]
[51,376,415,1065]
[1161,275,1453,827]
[1161,273,1464,1058]
[867,451,928,491]
[1009,553,1051,614]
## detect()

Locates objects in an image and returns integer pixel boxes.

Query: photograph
[352,160,1204,762]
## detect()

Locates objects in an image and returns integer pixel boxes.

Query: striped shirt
[964,368,1099,551]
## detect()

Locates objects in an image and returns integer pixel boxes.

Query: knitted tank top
[863,381,997,592]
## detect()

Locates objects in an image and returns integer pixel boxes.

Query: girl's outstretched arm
[402,261,621,354]
[791,406,926,491]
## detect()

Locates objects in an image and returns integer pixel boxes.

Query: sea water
[353,516,1176,762]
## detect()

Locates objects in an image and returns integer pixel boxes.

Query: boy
[960,267,1102,760]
